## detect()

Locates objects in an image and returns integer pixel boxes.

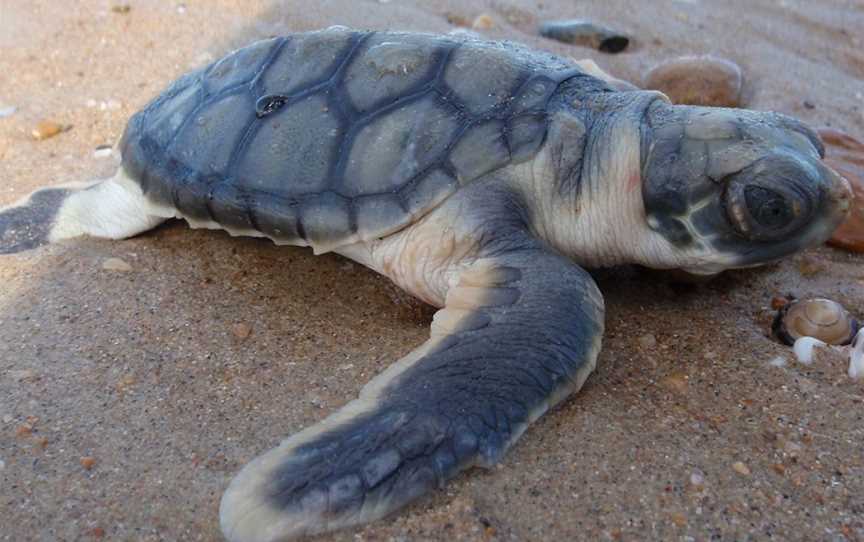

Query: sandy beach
[1,1,863,540]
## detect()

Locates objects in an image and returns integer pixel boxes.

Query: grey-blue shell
[120,28,587,248]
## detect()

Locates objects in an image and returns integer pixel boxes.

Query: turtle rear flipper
[0,186,72,254]
[0,169,169,254]
[219,245,605,541]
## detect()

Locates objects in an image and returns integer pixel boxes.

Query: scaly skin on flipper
[0,187,71,254]
[220,225,604,541]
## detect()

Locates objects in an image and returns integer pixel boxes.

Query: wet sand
[1,1,863,540]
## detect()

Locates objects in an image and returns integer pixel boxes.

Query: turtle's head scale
[639,100,851,274]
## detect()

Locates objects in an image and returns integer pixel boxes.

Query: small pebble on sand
[10,369,35,382]
[111,4,131,13]
[80,456,97,470]
[472,14,495,30]
[783,441,802,456]
[2,415,12,424]
[99,100,121,111]
[539,20,630,53]
[770,296,789,310]
[660,372,688,393]
[101,257,132,272]
[643,55,743,107]
[638,333,657,349]
[232,323,252,340]
[31,120,65,141]
[116,375,136,392]
[0,459,5,470]
[689,469,705,487]
[0,105,16,118]
[445,13,471,27]
[732,461,751,476]
[797,256,826,277]
[93,145,114,159]
[769,356,787,368]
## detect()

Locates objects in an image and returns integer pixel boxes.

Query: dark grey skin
[0,28,851,542]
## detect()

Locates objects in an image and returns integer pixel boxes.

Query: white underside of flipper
[48,168,172,243]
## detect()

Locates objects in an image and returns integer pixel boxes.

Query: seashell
[792,336,825,365]
[849,329,864,379]
[772,298,859,346]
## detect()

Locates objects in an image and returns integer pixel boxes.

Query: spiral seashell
[772,298,859,346]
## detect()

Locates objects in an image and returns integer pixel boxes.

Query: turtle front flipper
[0,169,169,254]
[220,245,605,542]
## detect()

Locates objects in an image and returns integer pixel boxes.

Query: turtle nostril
[821,164,853,214]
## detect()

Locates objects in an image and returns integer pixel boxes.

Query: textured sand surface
[1,1,863,540]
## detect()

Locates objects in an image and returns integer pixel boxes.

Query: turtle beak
[806,158,852,248]
[772,117,852,240]
[822,161,853,233]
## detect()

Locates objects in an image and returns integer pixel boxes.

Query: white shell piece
[769,356,787,368]
[849,329,864,380]
[793,336,826,365]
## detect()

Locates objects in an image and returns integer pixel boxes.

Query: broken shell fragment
[792,336,825,365]
[849,329,864,379]
[772,298,859,346]
[539,20,630,53]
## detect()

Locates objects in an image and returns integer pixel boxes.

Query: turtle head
[639,100,851,274]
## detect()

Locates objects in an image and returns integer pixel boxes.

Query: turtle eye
[744,186,793,229]
[722,156,817,242]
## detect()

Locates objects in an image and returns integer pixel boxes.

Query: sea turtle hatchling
[0,27,852,542]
